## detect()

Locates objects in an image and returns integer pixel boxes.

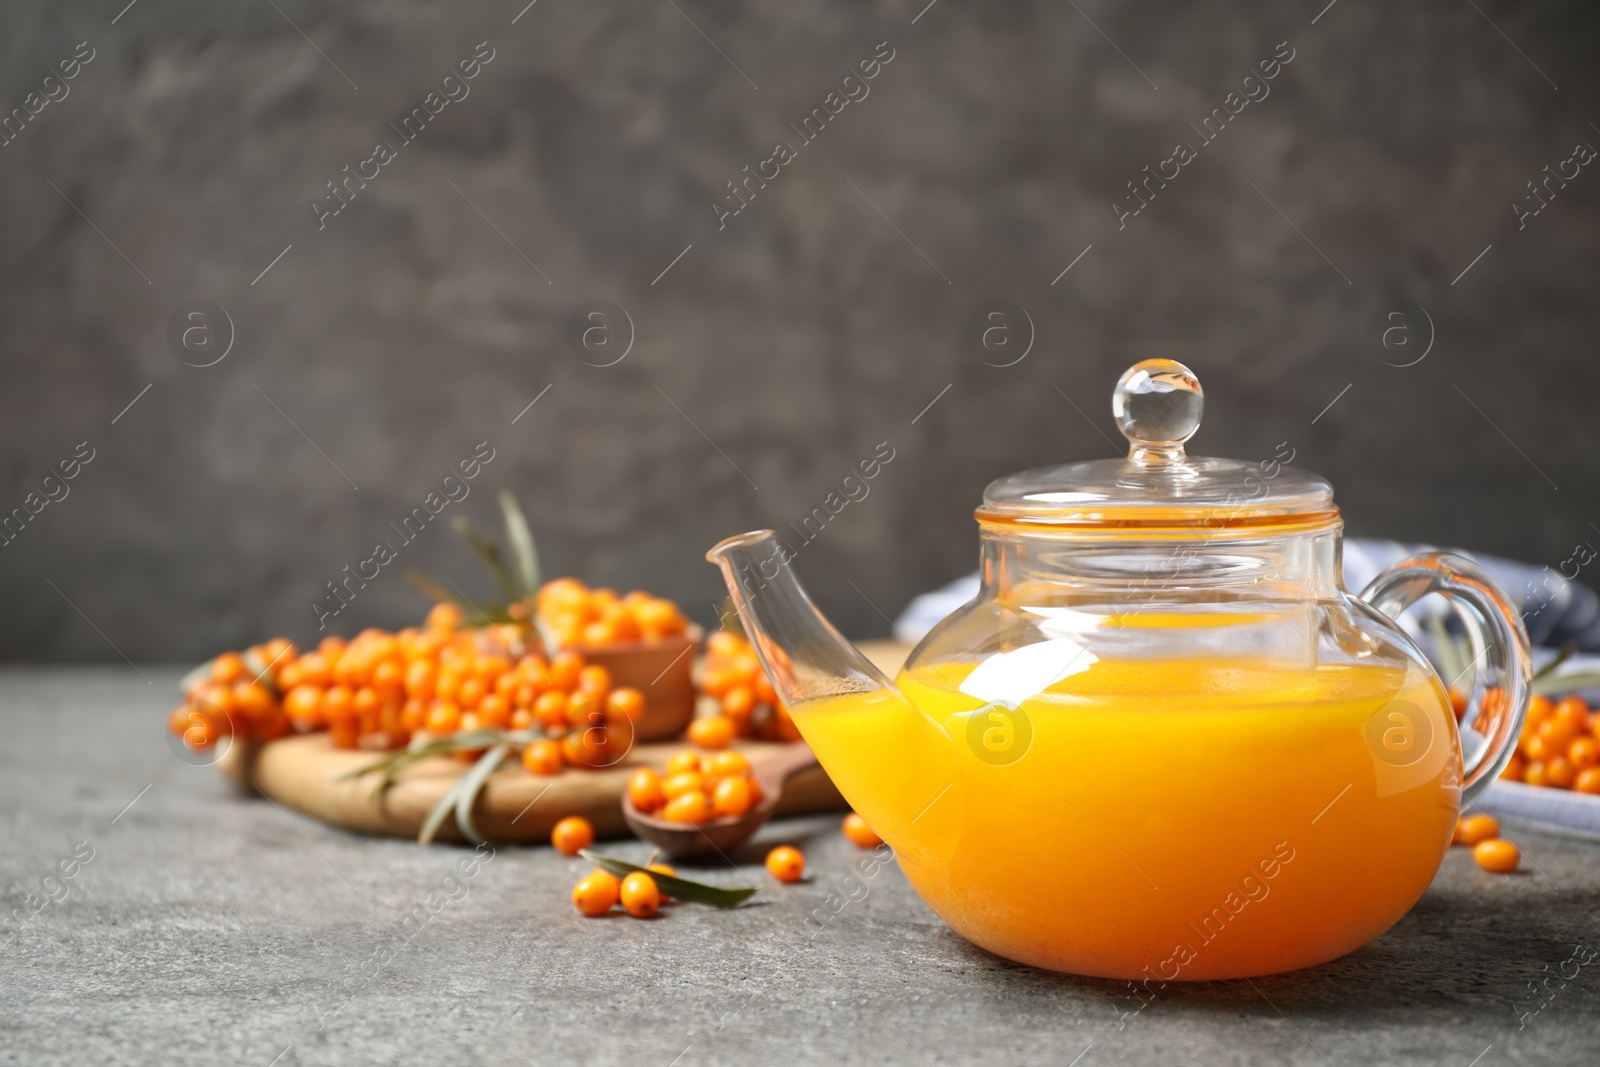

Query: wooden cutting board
[217,640,911,843]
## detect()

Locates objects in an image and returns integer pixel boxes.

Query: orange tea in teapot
[709,359,1529,979]
[793,653,1460,980]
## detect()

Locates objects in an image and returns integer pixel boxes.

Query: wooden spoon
[623,743,821,859]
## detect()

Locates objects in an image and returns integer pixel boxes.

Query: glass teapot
[708,359,1532,980]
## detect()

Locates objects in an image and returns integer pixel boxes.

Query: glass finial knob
[1113,359,1203,464]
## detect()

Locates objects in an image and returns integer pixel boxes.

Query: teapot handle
[1359,552,1532,804]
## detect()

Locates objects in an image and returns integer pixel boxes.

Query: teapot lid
[979,360,1334,529]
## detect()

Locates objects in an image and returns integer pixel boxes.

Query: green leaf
[498,491,542,600]
[579,850,758,909]
[453,742,512,846]
[1533,642,1578,683]
[406,568,465,608]
[452,516,521,604]
[1534,669,1600,697]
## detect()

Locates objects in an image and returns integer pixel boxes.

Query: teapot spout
[707,531,960,864]
[706,530,894,705]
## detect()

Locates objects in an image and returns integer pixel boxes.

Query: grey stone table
[3,667,1599,1067]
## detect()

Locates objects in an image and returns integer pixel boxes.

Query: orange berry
[402,698,427,731]
[296,652,332,687]
[1473,838,1520,873]
[426,602,463,632]
[478,693,511,728]
[522,739,564,776]
[1546,757,1577,789]
[711,776,753,818]
[842,812,883,848]
[322,685,354,724]
[404,659,437,700]
[425,701,461,734]
[706,630,743,659]
[211,651,247,685]
[664,749,702,777]
[753,675,778,706]
[534,690,571,731]
[700,666,735,698]
[1525,734,1559,762]
[662,772,705,800]
[765,845,805,883]
[1568,736,1600,769]
[1524,760,1550,788]
[627,768,667,812]
[606,688,647,723]
[647,862,677,878]
[284,684,324,727]
[372,658,405,698]
[572,871,620,916]
[1525,693,1554,725]
[687,716,736,750]
[457,676,487,709]
[660,791,711,824]
[576,665,612,695]
[1500,752,1526,781]
[1575,767,1600,795]
[704,750,752,781]
[1452,813,1499,846]
[548,651,585,691]
[620,872,661,918]
[722,686,755,720]
[551,816,595,856]
[1555,694,1590,728]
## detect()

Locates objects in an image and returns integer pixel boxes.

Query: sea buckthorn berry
[606,688,647,723]
[722,686,755,721]
[1568,736,1600,769]
[628,768,667,812]
[707,630,742,658]
[534,690,571,731]
[647,862,677,879]
[1453,813,1499,846]
[1473,838,1520,873]
[284,684,324,728]
[405,659,437,700]
[576,664,612,694]
[426,602,463,632]
[688,715,736,750]
[665,749,702,777]
[1546,757,1577,789]
[372,659,405,697]
[711,776,753,819]
[1500,752,1525,781]
[457,677,487,709]
[704,750,752,782]
[211,651,247,685]
[551,816,595,856]
[1575,767,1600,795]
[765,845,805,883]
[479,693,512,729]
[842,812,884,849]
[1525,694,1554,725]
[1524,734,1558,763]
[1555,694,1590,727]
[1524,760,1550,788]
[663,772,705,801]
[661,791,711,824]
[522,739,564,777]
[425,701,461,734]
[322,685,354,723]
[545,651,584,691]
[572,871,620,916]
[620,872,661,918]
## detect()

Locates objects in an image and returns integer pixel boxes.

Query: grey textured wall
[2,0,1598,661]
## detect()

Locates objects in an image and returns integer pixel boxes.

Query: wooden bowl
[561,625,702,742]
